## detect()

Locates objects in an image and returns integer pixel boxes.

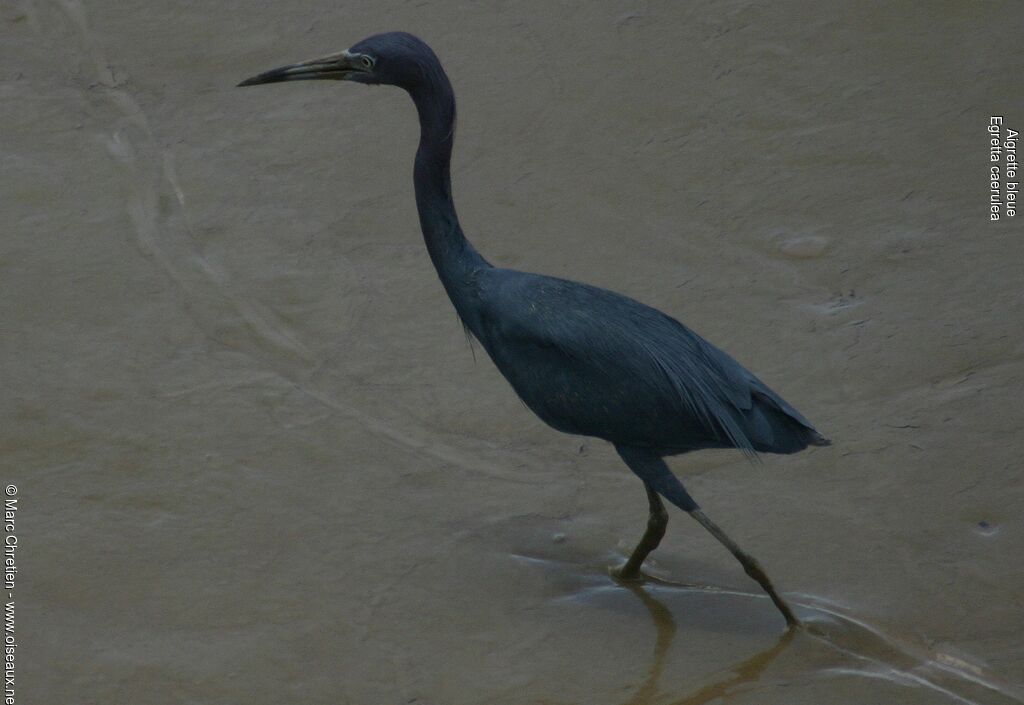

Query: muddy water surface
[4,1,1023,703]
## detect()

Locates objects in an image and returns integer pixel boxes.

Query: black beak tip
[237,69,287,87]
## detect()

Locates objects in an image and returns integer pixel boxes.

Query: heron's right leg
[614,482,669,581]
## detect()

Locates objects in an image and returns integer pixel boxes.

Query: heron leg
[614,482,669,581]
[688,508,799,627]
[613,445,798,625]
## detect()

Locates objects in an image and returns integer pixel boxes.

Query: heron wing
[478,270,810,455]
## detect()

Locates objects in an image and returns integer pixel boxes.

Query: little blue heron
[239,32,828,627]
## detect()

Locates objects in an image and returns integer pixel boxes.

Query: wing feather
[481,270,782,455]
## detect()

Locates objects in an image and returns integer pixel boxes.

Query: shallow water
[4,0,1023,703]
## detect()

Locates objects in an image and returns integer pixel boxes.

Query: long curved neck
[408,71,489,318]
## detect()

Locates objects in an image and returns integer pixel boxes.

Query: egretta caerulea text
[239,32,829,627]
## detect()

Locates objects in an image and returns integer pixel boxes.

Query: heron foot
[610,563,647,583]
[610,482,669,584]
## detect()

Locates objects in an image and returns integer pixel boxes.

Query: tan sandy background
[3,0,1023,703]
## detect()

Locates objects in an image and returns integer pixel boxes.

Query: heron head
[237,32,442,92]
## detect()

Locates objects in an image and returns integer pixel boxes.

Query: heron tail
[807,430,831,446]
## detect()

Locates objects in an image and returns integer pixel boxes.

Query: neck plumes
[408,69,488,312]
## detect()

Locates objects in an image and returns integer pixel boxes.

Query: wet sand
[4,0,1023,703]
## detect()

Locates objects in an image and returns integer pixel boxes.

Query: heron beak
[237,50,357,87]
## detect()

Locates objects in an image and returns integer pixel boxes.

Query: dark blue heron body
[240,31,827,626]
[472,271,823,456]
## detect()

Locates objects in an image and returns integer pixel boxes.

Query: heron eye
[360,56,374,70]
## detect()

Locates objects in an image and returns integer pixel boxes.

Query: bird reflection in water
[615,581,1021,705]
[618,582,793,705]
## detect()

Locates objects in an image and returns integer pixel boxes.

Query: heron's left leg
[688,509,798,627]
[614,482,668,581]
